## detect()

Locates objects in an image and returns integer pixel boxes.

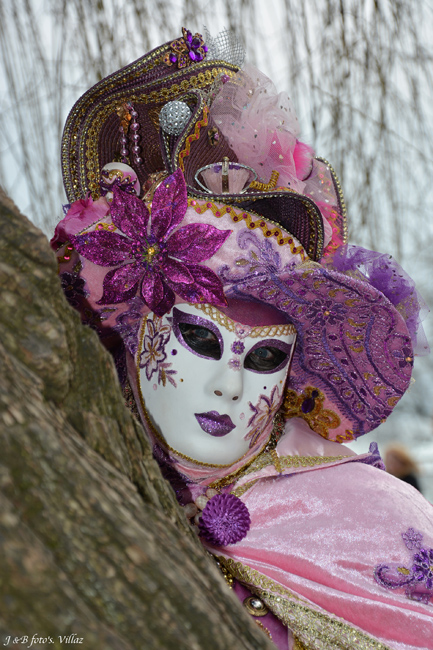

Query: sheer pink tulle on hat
[210,63,314,194]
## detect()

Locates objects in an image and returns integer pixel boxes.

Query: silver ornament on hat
[159,101,192,136]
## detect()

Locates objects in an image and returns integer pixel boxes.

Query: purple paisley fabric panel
[229,264,413,437]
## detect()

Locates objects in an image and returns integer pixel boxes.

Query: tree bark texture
[0,190,274,650]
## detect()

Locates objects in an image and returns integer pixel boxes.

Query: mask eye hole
[178,323,222,360]
[244,345,288,373]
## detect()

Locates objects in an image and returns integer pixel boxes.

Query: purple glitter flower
[72,169,230,316]
[199,494,250,546]
[231,340,245,355]
[402,528,423,551]
[412,548,433,588]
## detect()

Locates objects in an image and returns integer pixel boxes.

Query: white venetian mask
[137,302,296,465]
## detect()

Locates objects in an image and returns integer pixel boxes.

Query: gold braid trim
[249,170,280,191]
[216,557,393,650]
[231,479,260,498]
[179,105,209,171]
[187,197,307,257]
[191,303,297,337]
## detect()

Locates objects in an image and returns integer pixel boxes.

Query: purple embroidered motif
[402,528,423,551]
[412,548,433,589]
[199,493,250,546]
[158,362,177,388]
[71,169,230,316]
[139,316,173,382]
[246,385,281,448]
[374,528,433,604]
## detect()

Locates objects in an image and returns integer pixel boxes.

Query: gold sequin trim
[191,303,297,337]
[282,387,341,440]
[179,105,209,171]
[232,450,349,487]
[187,198,307,257]
[254,620,272,640]
[316,156,348,246]
[249,170,280,191]
[231,479,260,498]
[216,557,392,650]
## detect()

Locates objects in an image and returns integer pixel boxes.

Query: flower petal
[141,271,163,309]
[110,185,150,240]
[153,283,176,317]
[151,169,188,240]
[72,231,133,266]
[173,263,227,307]
[162,257,194,285]
[167,223,231,262]
[97,263,143,304]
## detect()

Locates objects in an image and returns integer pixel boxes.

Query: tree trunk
[0,189,273,650]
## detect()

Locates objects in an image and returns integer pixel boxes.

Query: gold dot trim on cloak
[187,197,308,257]
[191,303,297,338]
[282,386,343,440]
[62,59,238,202]
[254,621,273,640]
[214,557,393,650]
[135,313,272,469]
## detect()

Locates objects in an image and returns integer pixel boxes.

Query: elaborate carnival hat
[53,28,428,445]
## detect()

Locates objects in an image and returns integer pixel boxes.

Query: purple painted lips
[195,411,236,437]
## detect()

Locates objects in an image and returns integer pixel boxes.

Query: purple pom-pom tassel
[199,493,250,546]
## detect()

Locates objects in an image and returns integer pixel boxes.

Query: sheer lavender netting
[325,244,430,356]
